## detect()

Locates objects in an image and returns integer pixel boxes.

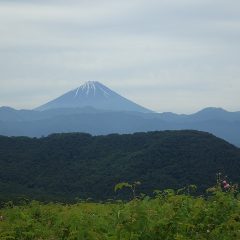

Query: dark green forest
[0,130,240,202]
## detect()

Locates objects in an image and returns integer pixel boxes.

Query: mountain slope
[0,106,240,146]
[35,81,152,113]
[0,130,240,202]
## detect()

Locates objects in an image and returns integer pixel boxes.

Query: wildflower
[222,180,230,190]
[224,183,230,189]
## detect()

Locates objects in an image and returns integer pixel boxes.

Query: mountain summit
[35,81,152,113]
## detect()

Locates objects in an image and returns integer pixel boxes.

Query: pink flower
[222,180,227,184]
[224,183,230,189]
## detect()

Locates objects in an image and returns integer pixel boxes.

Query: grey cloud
[0,0,239,112]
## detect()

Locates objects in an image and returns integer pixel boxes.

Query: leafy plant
[1,183,239,240]
[114,181,141,199]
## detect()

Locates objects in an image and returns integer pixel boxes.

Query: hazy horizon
[0,0,240,113]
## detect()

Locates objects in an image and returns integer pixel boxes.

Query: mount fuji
[35,81,152,113]
[0,81,240,146]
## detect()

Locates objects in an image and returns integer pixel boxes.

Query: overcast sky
[0,0,239,113]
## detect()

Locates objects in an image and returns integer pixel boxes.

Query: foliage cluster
[0,130,240,202]
[0,186,239,240]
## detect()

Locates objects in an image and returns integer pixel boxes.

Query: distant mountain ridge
[0,81,239,146]
[0,105,240,146]
[158,107,240,122]
[1,106,240,123]
[35,81,152,113]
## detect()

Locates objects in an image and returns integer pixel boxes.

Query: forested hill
[0,130,240,202]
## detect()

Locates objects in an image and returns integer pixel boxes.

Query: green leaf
[114,182,132,192]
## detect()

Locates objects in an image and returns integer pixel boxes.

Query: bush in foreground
[0,183,240,240]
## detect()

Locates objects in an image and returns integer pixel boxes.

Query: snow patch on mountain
[35,81,152,113]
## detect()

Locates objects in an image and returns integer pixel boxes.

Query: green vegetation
[0,130,240,202]
[0,182,239,240]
